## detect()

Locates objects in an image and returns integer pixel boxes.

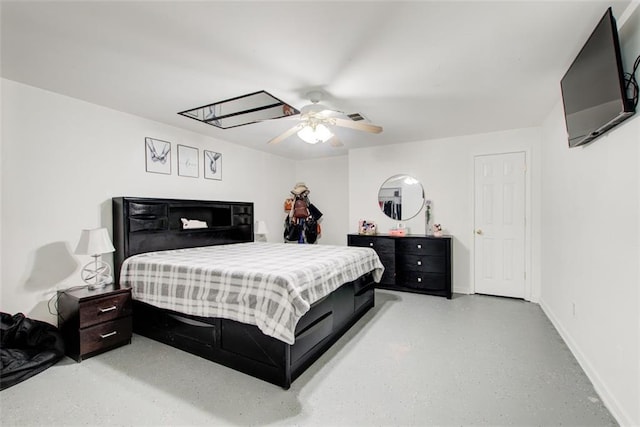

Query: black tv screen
[560,7,635,147]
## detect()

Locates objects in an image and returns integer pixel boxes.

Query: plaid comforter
[119,242,384,344]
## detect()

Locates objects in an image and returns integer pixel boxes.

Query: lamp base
[81,259,113,290]
[88,279,113,291]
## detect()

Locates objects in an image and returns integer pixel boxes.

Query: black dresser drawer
[396,254,446,274]
[348,234,452,299]
[347,235,394,253]
[397,272,447,291]
[396,237,447,256]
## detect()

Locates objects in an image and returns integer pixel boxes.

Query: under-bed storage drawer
[220,320,286,368]
[353,274,375,313]
[352,273,373,295]
[166,314,217,351]
[292,291,335,363]
[295,294,332,335]
[291,312,333,363]
[132,301,217,354]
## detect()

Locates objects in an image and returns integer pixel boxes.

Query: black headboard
[112,197,254,283]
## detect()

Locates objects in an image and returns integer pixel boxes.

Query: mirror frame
[377,174,425,221]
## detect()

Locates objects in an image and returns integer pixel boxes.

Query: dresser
[348,234,452,299]
[57,285,133,361]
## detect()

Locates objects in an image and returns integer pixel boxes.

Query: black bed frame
[112,197,375,389]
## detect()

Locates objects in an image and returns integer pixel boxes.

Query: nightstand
[57,285,132,361]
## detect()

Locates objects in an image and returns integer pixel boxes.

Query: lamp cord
[47,285,89,321]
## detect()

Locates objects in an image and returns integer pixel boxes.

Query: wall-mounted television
[560,7,635,148]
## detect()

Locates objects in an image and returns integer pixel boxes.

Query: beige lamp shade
[255,220,269,235]
[75,228,115,256]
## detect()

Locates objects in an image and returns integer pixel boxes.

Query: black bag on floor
[0,312,65,390]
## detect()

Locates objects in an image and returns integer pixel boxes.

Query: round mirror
[378,174,425,220]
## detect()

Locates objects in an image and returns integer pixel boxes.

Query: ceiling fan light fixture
[297,123,333,144]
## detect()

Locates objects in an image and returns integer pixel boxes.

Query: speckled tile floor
[0,291,617,426]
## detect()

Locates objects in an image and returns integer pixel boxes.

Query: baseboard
[538,298,634,426]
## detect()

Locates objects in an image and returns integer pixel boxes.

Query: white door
[474,152,526,298]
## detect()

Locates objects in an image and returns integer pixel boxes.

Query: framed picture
[145,137,171,175]
[178,145,199,178]
[204,150,222,180]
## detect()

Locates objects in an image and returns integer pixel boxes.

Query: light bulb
[297,123,333,144]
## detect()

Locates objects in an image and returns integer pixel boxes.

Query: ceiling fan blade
[328,135,343,147]
[331,117,383,134]
[267,124,302,145]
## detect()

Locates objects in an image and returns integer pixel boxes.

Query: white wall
[540,101,639,425]
[347,128,541,298]
[294,155,349,246]
[537,4,640,424]
[1,79,294,323]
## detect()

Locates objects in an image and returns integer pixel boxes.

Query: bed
[112,196,383,389]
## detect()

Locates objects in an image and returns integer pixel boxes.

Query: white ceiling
[1,0,632,159]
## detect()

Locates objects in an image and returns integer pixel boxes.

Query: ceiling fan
[267,91,383,147]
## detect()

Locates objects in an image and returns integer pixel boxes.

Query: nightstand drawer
[79,292,132,328]
[79,317,132,356]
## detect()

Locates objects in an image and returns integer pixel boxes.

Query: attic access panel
[178,90,299,129]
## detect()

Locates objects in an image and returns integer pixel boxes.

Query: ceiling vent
[347,113,366,121]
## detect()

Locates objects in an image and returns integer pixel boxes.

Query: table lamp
[255,220,269,242]
[75,228,116,289]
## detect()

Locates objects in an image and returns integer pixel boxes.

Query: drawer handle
[417,260,422,266]
[99,306,117,313]
[417,277,422,283]
[417,244,422,249]
[100,331,117,339]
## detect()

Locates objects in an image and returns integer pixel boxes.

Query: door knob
[475,229,483,235]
